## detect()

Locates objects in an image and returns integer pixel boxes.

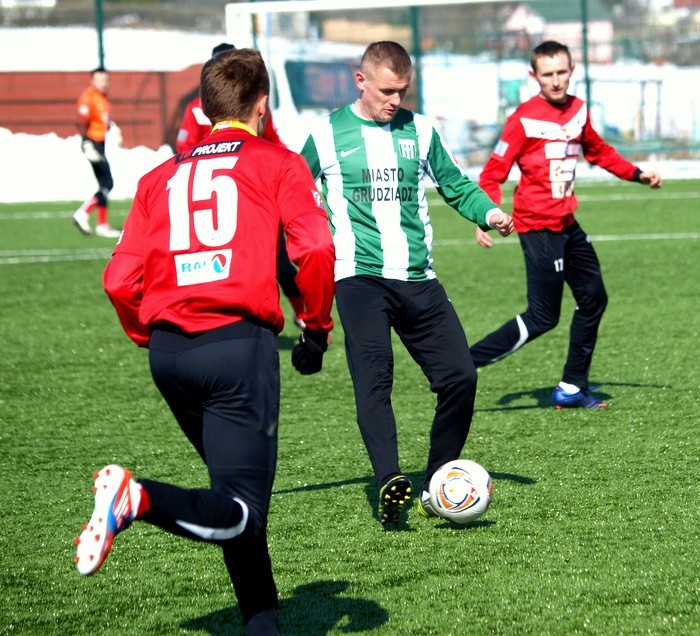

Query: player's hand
[81,138,103,163]
[488,211,514,237]
[292,329,328,375]
[475,227,493,248]
[639,171,662,189]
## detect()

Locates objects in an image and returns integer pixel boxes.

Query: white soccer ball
[429,459,493,524]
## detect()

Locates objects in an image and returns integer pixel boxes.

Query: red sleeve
[581,118,638,181]
[277,154,335,334]
[284,213,335,334]
[102,189,150,347]
[478,115,524,206]
[103,253,150,347]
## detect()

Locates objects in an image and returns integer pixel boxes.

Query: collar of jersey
[211,120,257,136]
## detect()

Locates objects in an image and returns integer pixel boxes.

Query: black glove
[291,330,328,375]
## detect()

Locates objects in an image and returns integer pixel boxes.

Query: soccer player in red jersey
[72,67,122,238]
[471,40,662,408]
[177,43,308,329]
[75,48,335,635]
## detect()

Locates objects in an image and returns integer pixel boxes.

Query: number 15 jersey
[104,124,335,346]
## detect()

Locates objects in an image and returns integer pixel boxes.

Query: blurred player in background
[300,41,513,525]
[471,40,662,408]
[75,48,335,635]
[177,42,307,328]
[72,67,121,238]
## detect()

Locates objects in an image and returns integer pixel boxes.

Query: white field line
[435,232,700,247]
[1,190,698,263]
[0,234,697,265]
[0,248,113,265]
[1,190,700,220]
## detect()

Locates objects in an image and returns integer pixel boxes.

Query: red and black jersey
[176,96,285,152]
[479,94,639,233]
[104,124,335,346]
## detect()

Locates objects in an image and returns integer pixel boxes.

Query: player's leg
[470,230,566,367]
[72,194,98,235]
[335,277,401,485]
[148,321,281,629]
[92,150,119,237]
[77,322,282,628]
[394,280,476,494]
[561,224,608,391]
[116,322,272,544]
[72,141,107,235]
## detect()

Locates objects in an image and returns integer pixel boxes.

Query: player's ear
[256,94,269,136]
[354,70,366,92]
[257,94,269,119]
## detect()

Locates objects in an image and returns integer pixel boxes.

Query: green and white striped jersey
[300,104,499,282]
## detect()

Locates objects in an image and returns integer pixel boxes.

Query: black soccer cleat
[378,475,412,524]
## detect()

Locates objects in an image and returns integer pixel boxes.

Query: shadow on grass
[276,471,534,532]
[180,579,388,635]
[478,382,605,411]
[274,470,534,498]
[479,380,669,412]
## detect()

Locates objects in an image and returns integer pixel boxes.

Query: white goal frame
[225,0,513,50]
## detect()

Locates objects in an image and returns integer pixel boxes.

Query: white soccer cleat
[95,224,121,239]
[72,209,92,235]
[75,465,137,575]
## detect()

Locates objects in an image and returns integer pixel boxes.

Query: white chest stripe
[520,103,587,140]
[361,124,409,279]
[175,497,249,541]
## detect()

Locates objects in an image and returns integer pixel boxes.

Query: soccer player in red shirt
[72,67,122,238]
[177,43,308,329]
[75,48,335,634]
[471,40,661,409]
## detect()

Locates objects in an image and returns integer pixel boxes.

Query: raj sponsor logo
[175,249,232,286]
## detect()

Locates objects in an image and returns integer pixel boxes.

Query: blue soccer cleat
[75,465,137,575]
[552,386,608,409]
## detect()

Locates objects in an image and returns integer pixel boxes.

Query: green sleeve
[300,135,322,180]
[437,177,500,231]
[427,127,499,230]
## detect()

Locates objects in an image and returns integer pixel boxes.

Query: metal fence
[2,0,699,158]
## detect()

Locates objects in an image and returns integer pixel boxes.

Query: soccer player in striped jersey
[76,48,335,634]
[471,41,662,409]
[300,41,513,524]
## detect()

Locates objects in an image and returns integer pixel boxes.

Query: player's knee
[433,359,477,397]
[578,286,608,317]
[524,311,559,337]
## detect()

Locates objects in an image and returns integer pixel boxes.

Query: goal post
[225,0,514,50]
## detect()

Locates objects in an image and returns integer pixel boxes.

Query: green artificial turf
[1,179,698,634]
